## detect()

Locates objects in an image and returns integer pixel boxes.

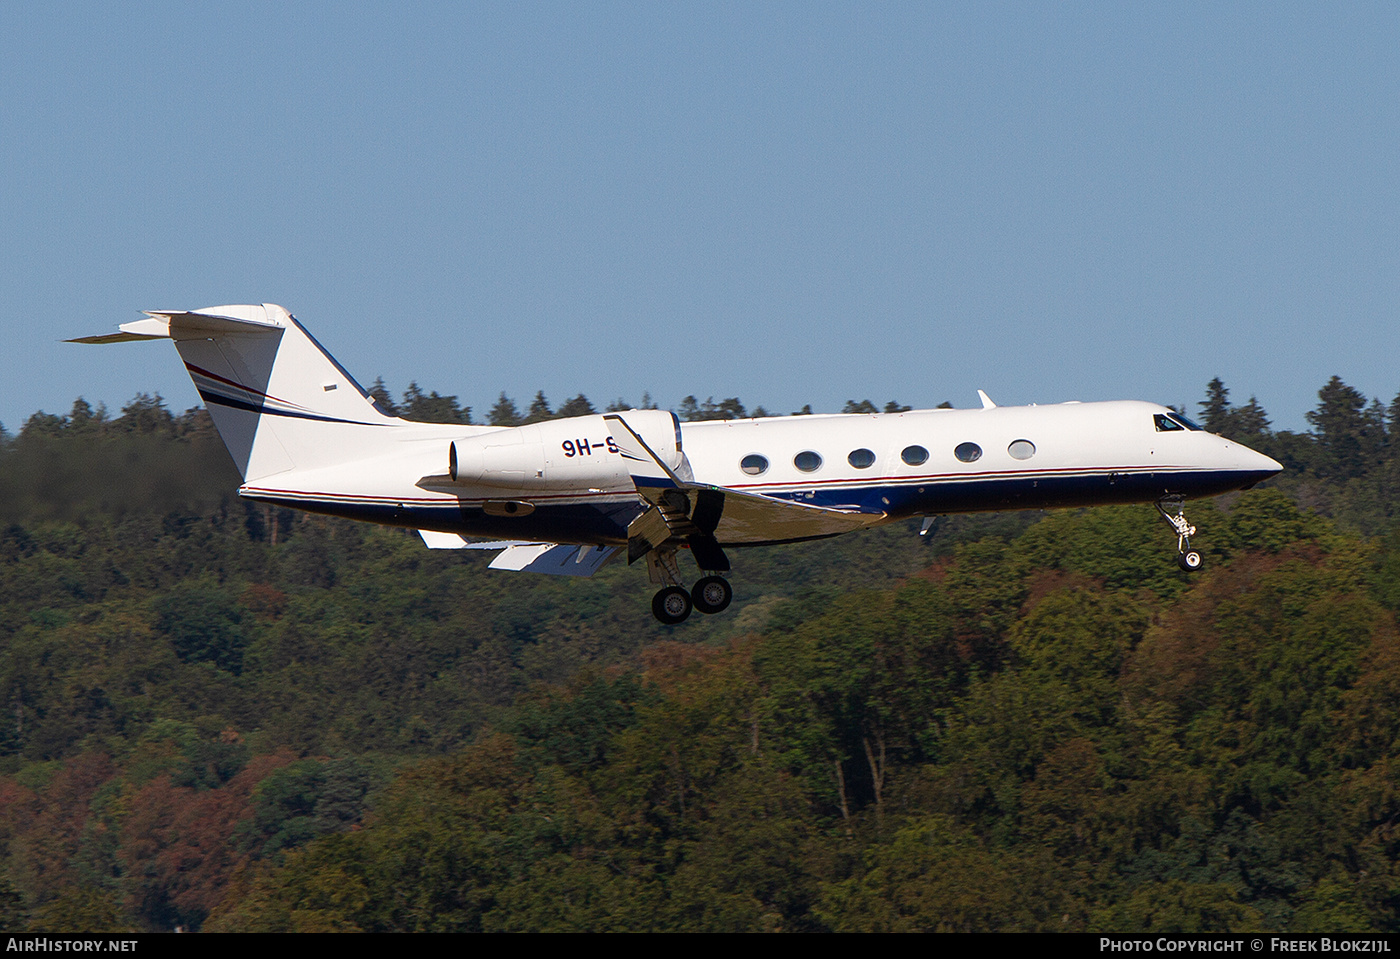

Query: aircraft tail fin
[70,304,403,481]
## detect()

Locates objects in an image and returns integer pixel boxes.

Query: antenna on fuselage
[977,389,997,409]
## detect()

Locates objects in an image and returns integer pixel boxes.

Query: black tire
[652,586,693,624]
[691,575,733,614]
[1178,550,1203,572]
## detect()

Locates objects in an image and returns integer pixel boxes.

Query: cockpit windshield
[1153,412,1204,433]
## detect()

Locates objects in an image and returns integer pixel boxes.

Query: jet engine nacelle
[449,409,684,491]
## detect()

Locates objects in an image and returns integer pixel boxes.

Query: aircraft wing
[416,530,533,550]
[416,529,618,577]
[603,414,883,562]
[680,483,880,541]
[486,543,618,576]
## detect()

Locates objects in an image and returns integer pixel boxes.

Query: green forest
[3,376,1400,932]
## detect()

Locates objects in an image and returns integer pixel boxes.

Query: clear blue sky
[2,2,1396,435]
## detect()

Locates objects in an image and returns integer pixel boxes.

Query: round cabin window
[740,454,769,476]
[954,442,982,463]
[794,450,823,473]
[901,445,929,466]
[848,448,876,469]
[1007,439,1036,461]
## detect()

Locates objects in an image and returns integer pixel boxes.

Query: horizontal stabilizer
[65,329,167,345]
[145,309,284,338]
[146,309,279,324]
[69,309,284,345]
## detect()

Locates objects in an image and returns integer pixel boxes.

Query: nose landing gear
[1156,496,1203,572]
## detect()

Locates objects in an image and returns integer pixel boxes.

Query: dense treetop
[3,375,1400,931]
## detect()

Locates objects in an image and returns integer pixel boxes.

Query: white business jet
[73,304,1282,624]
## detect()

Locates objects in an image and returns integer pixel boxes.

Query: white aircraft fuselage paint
[240,400,1280,547]
[72,304,1282,621]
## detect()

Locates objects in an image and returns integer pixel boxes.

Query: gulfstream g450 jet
[73,304,1282,623]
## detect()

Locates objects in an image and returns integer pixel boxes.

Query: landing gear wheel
[652,586,693,624]
[692,575,733,615]
[1157,497,1204,574]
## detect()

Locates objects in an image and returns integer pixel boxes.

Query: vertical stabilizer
[75,304,403,481]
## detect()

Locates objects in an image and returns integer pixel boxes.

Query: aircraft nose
[1236,444,1283,485]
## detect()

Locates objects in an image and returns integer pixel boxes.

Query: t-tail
[70,304,405,482]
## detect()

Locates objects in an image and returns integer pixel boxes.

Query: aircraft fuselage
[74,304,1283,622]
[239,399,1280,547]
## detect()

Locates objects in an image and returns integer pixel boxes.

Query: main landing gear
[1155,496,1203,572]
[692,575,734,614]
[651,577,733,624]
[647,549,734,625]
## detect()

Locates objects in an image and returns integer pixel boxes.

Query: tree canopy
[4,375,1400,931]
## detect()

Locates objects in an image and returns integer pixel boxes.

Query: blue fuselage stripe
[198,389,385,427]
[242,467,1275,546]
